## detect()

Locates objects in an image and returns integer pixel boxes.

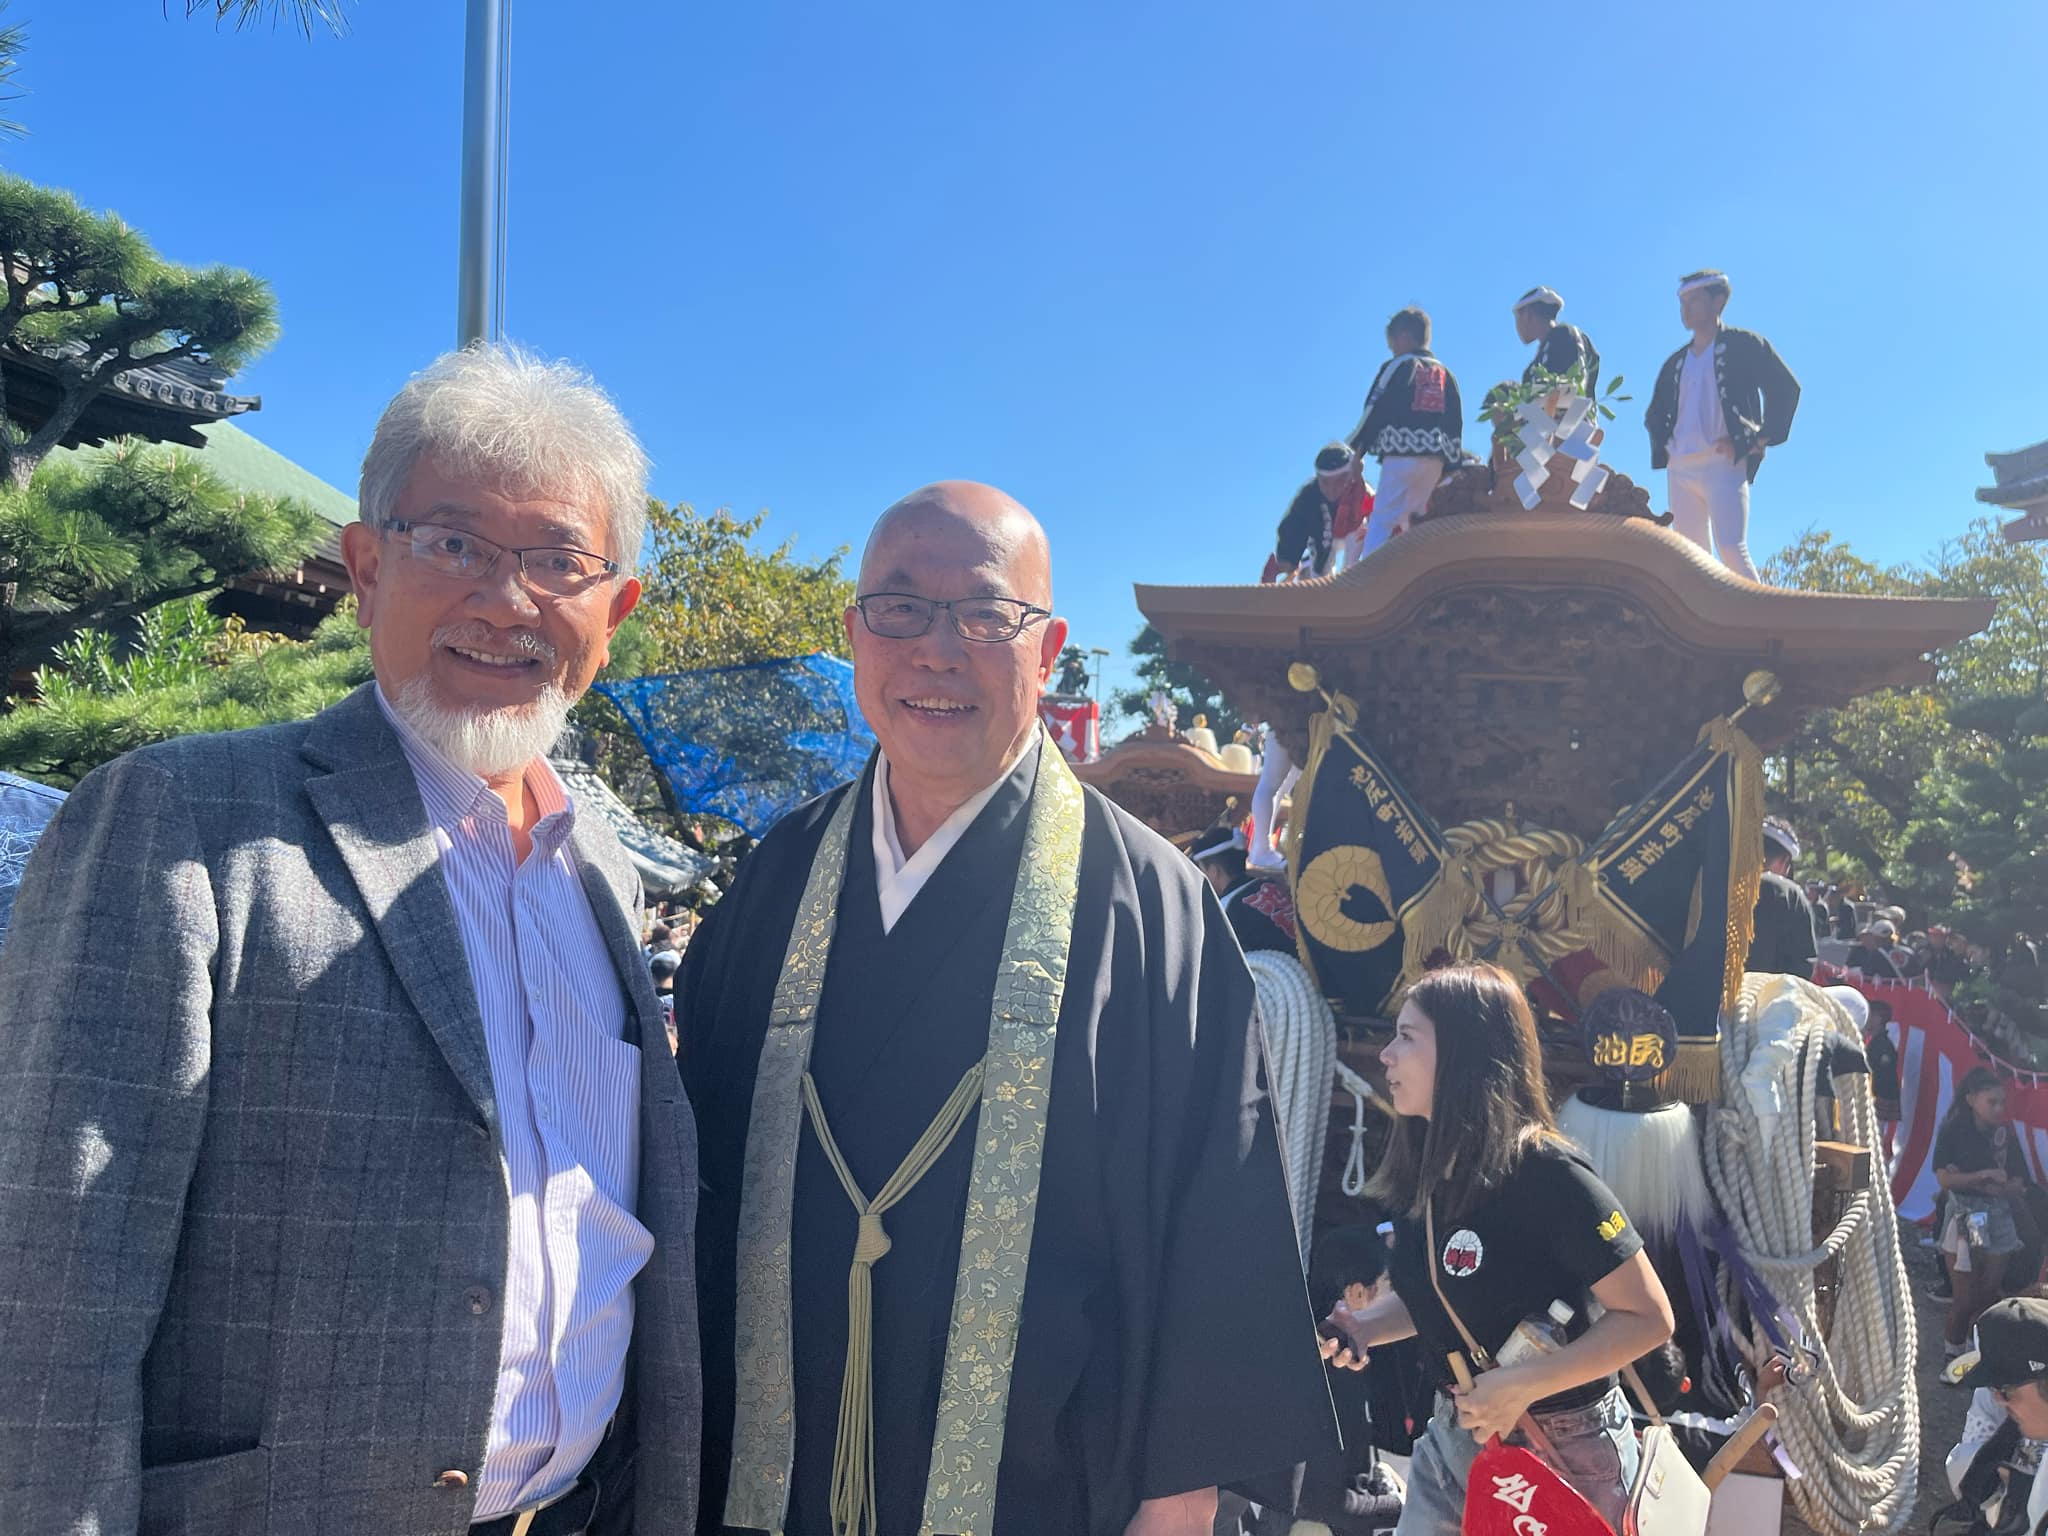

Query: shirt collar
[871,730,1040,881]
[374,684,576,855]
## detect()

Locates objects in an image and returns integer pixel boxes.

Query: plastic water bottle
[1494,1299,1575,1368]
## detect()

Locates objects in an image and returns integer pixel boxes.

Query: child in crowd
[1938,1068,2039,1360]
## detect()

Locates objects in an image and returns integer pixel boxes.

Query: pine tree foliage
[0,174,280,489]
[0,597,370,785]
[0,436,325,676]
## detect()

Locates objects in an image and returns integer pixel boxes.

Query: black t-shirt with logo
[1387,1140,1644,1410]
[1933,1113,2025,1179]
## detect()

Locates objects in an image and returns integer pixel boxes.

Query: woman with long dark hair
[1319,964,1675,1535]
[1936,1066,2035,1359]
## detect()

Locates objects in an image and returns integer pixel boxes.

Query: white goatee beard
[392,675,575,779]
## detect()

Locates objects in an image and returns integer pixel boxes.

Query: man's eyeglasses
[854,592,1051,644]
[381,519,618,598]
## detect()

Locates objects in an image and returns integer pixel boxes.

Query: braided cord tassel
[802,1064,987,1536]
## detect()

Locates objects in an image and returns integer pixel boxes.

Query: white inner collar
[870,733,1040,933]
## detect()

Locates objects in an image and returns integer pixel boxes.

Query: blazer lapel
[302,686,498,1127]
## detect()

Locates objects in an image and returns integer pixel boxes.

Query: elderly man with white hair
[0,347,701,1536]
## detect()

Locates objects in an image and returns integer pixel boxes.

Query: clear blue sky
[10,2,2047,716]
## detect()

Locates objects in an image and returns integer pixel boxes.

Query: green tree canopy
[0,596,370,786]
[0,174,280,490]
[635,500,852,673]
[0,437,325,679]
[1111,623,1244,740]
[1760,519,2048,935]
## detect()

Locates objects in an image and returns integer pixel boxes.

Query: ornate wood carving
[1422,450,1657,526]
[1075,724,1260,842]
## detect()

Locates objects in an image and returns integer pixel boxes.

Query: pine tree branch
[10,341,201,485]
[8,574,223,653]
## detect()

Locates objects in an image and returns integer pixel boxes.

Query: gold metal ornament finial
[1742,669,1781,708]
[1288,662,1320,693]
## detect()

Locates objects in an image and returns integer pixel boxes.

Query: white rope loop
[1247,950,1341,1268]
[1701,974,1919,1536]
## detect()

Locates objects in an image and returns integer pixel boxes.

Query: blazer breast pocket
[140,1445,271,1536]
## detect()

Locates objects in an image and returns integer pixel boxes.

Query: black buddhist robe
[679,748,1335,1536]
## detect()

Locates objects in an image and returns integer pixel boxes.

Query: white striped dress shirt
[376,689,653,1521]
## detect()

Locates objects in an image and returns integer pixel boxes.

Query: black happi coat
[680,750,1335,1536]
[1524,322,1601,399]
[1272,478,1341,578]
[1746,870,1819,978]
[1644,325,1801,479]
[1347,350,1464,466]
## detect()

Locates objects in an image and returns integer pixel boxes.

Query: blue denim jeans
[1395,1385,1641,1536]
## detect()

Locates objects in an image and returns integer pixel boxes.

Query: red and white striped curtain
[1818,964,2048,1220]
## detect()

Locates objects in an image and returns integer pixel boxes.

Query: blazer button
[433,1469,469,1489]
[465,1286,493,1315]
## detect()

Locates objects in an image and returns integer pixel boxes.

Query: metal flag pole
[456,0,507,347]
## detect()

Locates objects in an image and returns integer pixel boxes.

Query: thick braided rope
[1700,975,1919,1536]
[1247,949,1339,1268]
[1435,819,1591,963]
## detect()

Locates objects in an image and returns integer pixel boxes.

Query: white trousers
[1667,450,1758,580]
[1249,735,1300,870]
[1361,455,1444,556]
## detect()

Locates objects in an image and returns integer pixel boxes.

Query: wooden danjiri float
[1130,449,1993,1536]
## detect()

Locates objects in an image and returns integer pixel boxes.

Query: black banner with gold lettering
[1286,703,1444,1017]
[1584,717,1763,1098]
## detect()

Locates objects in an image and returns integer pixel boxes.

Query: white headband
[1678,274,1730,297]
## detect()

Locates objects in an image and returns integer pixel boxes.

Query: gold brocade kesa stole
[724,732,1087,1536]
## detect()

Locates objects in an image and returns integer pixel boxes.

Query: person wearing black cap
[1747,816,1819,977]
[1189,824,1250,900]
[1513,286,1601,400]
[1643,270,1800,581]
[1265,444,1375,582]
[1941,1297,2048,1536]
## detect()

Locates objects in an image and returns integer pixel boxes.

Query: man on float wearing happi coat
[1264,443,1375,581]
[1644,269,1801,581]
[1513,285,1601,400]
[1347,306,1463,555]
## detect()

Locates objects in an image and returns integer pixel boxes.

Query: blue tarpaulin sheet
[594,654,874,836]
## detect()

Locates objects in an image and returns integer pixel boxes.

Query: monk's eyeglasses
[854,592,1051,644]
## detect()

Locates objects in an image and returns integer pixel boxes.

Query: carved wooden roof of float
[1074,722,1259,843]
[1136,505,1994,843]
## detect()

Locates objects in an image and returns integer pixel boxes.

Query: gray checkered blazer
[0,685,700,1535]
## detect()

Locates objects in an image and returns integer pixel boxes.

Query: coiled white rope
[1701,972,1919,1536]
[1247,950,1340,1268]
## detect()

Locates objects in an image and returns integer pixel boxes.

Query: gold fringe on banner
[1575,888,1672,1000]
[1702,715,1766,1018]
[1668,1041,1725,1103]
[1284,702,1338,996]
[1401,860,1469,983]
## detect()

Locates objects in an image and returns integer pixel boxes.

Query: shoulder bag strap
[1621,1361,1666,1426]
[1426,1201,1663,1424]
[1424,1199,1493,1370]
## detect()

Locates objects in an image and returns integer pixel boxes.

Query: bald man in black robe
[680,483,1333,1536]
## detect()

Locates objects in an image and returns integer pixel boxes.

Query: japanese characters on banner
[1037,694,1100,764]
[1819,964,2048,1221]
